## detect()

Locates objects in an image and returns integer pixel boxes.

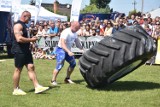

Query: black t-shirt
[11,20,30,54]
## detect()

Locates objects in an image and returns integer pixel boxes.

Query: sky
[22,0,160,15]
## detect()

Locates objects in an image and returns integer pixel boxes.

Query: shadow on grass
[74,79,85,84]
[28,86,60,94]
[87,81,160,91]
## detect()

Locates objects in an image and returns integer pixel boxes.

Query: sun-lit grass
[0,55,160,107]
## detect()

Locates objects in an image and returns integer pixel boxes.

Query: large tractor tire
[79,25,156,88]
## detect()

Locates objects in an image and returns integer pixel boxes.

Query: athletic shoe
[64,78,75,84]
[35,85,49,94]
[12,88,27,95]
[51,80,58,86]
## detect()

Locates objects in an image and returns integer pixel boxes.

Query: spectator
[28,21,35,37]
[83,24,92,36]
[77,26,84,36]
[129,14,136,24]
[144,24,152,35]
[36,25,47,37]
[43,21,49,33]
[112,23,120,34]
[118,18,126,29]
[152,22,160,40]
[47,21,57,37]
[91,27,97,36]
[104,21,113,36]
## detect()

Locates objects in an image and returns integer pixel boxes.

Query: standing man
[12,11,49,95]
[51,21,83,85]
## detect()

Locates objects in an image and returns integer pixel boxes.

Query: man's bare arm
[14,24,37,43]
[75,38,83,49]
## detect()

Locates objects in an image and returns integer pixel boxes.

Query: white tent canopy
[147,8,160,18]
[13,4,67,21]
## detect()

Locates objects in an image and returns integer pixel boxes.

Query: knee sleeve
[69,60,76,68]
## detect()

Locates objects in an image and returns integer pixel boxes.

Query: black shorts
[14,52,33,68]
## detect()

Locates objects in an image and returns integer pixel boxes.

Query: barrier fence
[37,36,104,55]
[36,35,160,64]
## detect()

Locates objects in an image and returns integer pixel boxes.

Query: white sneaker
[64,78,75,84]
[35,85,49,94]
[51,81,58,86]
[12,88,27,95]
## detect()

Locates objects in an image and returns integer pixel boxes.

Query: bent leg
[66,56,76,79]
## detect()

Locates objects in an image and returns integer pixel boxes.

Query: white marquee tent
[147,8,160,18]
[13,4,67,21]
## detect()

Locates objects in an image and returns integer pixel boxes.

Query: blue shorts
[55,47,76,71]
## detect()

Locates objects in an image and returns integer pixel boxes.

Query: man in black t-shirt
[12,11,49,95]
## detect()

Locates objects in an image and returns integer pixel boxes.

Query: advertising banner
[70,0,82,22]
[34,0,42,25]
[155,37,160,64]
[0,0,12,12]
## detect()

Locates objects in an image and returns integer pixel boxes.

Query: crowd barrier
[36,35,160,64]
[37,36,104,55]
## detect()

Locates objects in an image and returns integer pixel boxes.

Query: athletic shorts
[14,52,33,68]
[55,47,76,71]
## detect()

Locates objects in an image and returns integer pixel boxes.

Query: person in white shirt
[51,21,83,85]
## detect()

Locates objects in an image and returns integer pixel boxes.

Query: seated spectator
[104,21,113,36]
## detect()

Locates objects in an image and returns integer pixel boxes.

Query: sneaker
[35,85,49,94]
[64,78,75,84]
[12,88,27,95]
[51,80,58,86]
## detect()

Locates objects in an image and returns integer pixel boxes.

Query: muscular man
[12,11,49,95]
[51,21,83,85]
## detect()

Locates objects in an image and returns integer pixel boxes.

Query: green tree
[81,4,110,14]
[128,10,142,18]
[90,0,111,8]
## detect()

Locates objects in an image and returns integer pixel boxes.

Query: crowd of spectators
[28,13,160,59]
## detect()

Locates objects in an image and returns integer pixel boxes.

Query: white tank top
[58,28,78,50]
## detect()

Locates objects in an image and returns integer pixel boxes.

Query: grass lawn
[0,55,160,107]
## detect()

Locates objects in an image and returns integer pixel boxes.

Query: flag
[35,0,42,25]
[0,0,12,12]
[155,37,160,64]
[70,0,82,22]
[12,0,21,22]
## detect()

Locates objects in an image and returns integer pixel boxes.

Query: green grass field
[0,55,160,107]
